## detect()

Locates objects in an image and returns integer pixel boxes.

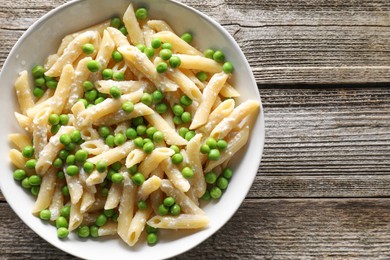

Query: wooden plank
[2,199,390,259]
[2,1,390,83]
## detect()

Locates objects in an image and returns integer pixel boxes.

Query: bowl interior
[0,0,265,259]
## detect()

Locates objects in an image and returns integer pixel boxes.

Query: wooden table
[1,0,390,259]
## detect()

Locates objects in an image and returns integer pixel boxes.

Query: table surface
[1,0,390,259]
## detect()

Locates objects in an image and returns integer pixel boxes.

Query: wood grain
[3,199,390,259]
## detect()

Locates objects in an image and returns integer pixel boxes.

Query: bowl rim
[0,0,265,259]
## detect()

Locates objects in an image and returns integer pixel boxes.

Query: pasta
[8,2,260,248]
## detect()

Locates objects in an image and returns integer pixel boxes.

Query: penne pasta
[147,214,209,229]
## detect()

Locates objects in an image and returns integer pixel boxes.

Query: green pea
[179,127,189,138]
[122,101,134,113]
[110,161,122,171]
[171,153,183,164]
[185,131,195,141]
[179,95,192,106]
[181,167,194,178]
[163,197,175,207]
[51,124,60,135]
[21,177,31,189]
[181,112,192,123]
[101,187,109,197]
[161,42,172,50]
[77,225,90,238]
[87,60,100,72]
[151,38,161,49]
[113,71,125,81]
[170,204,181,216]
[170,145,180,154]
[213,50,225,63]
[57,227,69,239]
[13,169,26,181]
[172,104,184,116]
[34,77,45,87]
[146,224,158,234]
[222,62,234,73]
[57,171,65,180]
[90,225,99,238]
[110,17,122,28]
[110,173,123,183]
[98,126,111,138]
[82,80,94,91]
[144,47,155,58]
[96,160,107,173]
[196,71,208,82]
[173,116,182,125]
[124,128,136,140]
[107,169,115,181]
[145,127,157,139]
[155,102,168,114]
[134,137,144,148]
[119,26,128,36]
[114,133,126,146]
[56,216,68,228]
[66,154,76,165]
[25,159,37,169]
[60,205,71,218]
[22,145,35,158]
[169,56,181,68]
[160,49,172,61]
[105,135,115,147]
[47,114,59,126]
[46,80,58,89]
[152,90,164,103]
[58,149,69,160]
[39,209,51,220]
[147,233,158,245]
[138,200,148,210]
[135,7,148,20]
[156,62,168,73]
[180,32,193,43]
[223,168,233,179]
[94,97,105,105]
[135,125,146,136]
[217,139,228,150]
[141,93,153,106]
[143,138,152,145]
[128,164,138,175]
[59,114,69,125]
[103,209,114,218]
[112,50,123,62]
[78,98,88,108]
[217,177,229,190]
[143,142,155,154]
[75,149,88,163]
[110,86,122,99]
[136,44,146,52]
[69,130,81,143]
[66,165,79,176]
[206,137,217,149]
[31,186,40,196]
[132,116,144,126]
[81,162,94,174]
[53,158,63,168]
[204,48,215,59]
[157,204,169,215]
[153,131,164,143]
[82,43,95,54]
[65,143,76,152]
[96,214,107,227]
[102,68,113,80]
[32,65,45,78]
[205,172,217,184]
[62,185,70,196]
[85,89,98,102]
[201,190,211,201]
[210,186,222,199]
[208,149,221,161]
[33,87,44,98]
[131,172,145,186]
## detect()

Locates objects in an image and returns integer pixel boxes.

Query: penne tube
[123,3,144,45]
[105,183,123,210]
[95,29,115,73]
[138,176,162,201]
[210,100,260,139]
[69,201,83,232]
[142,24,155,47]
[32,168,57,214]
[175,54,222,73]
[147,20,174,32]
[117,174,136,244]
[81,139,110,155]
[14,71,34,114]
[165,67,203,103]
[14,112,33,133]
[147,214,209,229]
[80,190,96,214]
[190,72,229,129]
[98,221,118,236]
[153,31,203,56]
[86,170,107,187]
[126,207,153,246]
[199,99,235,136]
[95,103,154,126]
[161,159,190,193]
[186,134,206,198]
[220,82,240,97]
[138,148,175,178]
[64,171,84,205]
[181,68,205,90]
[8,133,31,150]
[49,181,64,221]
[95,80,148,94]
[87,141,135,165]
[125,149,146,168]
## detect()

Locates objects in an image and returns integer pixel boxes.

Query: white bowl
[0,0,265,259]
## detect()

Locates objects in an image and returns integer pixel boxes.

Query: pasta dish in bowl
[0,0,265,259]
